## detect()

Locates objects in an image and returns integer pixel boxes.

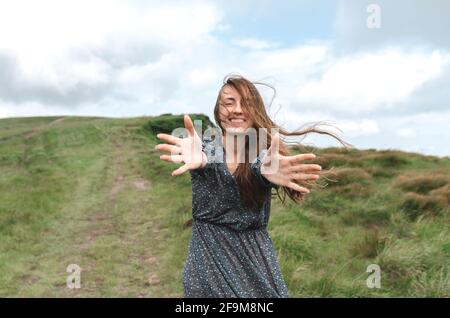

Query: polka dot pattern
[183,136,289,298]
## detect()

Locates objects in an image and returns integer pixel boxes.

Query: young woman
[155,74,350,298]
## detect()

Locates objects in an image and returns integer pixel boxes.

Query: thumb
[184,114,195,136]
[268,132,280,156]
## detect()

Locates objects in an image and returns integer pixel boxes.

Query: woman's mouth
[225,117,249,130]
[229,118,246,123]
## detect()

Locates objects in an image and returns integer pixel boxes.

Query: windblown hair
[213,73,353,211]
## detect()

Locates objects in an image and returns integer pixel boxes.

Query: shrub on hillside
[350,228,386,258]
[364,167,397,178]
[324,167,372,187]
[367,153,411,168]
[429,185,450,204]
[376,243,427,293]
[332,183,375,199]
[401,192,448,220]
[315,154,352,170]
[143,113,215,136]
[394,175,449,195]
[341,207,391,227]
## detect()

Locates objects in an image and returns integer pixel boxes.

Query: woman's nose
[232,102,243,113]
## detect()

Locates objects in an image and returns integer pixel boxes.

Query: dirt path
[78,126,161,296]
[25,117,67,139]
[0,117,67,142]
[2,118,170,297]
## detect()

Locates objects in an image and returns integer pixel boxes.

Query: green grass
[0,114,449,297]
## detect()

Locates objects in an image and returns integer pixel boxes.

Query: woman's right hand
[155,114,208,176]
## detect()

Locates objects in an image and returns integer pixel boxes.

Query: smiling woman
[155,73,352,298]
[212,75,352,210]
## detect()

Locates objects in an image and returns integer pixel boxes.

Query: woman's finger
[172,163,189,176]
[288,153,316,163]
[291,172,319,181]
[184,114,196,137]
[267,132,280,156]
[156,133,181,145]
[155,144,181,154]
[288,163,322,173]
[160,154,183,163]
[287,181,310,194]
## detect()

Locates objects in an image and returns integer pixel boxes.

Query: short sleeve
[250,149,280,189]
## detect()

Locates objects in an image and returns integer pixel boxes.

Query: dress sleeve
[250,149,280,189]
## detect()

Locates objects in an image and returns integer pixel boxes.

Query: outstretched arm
[251,148,279,189]
[260,133,322,194]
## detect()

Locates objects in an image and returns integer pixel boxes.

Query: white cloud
[270,108,378,140]
[296,48,450,114]
[231,38,280,50]
[0,105,11,118]
[338,119,379,137]
[0,100,69,117]
[0,0,220,54]
[116,53,183,85]
[0,0,222,106]
[187,68,218,86]
[396,128,416,138]
[249,43,329,76]
[0,0,449,158]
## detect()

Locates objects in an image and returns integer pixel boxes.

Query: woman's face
[219,85,254,134]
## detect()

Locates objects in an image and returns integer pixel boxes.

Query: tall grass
[0,114,449,297]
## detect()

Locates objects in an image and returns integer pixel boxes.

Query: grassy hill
[0,114,448,297]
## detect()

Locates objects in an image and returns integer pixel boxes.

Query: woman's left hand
[260,133,322,194]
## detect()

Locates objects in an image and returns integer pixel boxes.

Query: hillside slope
[0,115,448,297]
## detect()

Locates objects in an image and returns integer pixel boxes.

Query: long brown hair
[213,73,353,211]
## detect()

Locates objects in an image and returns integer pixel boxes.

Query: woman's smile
[228,117,247,126]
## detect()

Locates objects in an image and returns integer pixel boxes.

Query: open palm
[155,114,207,176]
[260,133,322,194]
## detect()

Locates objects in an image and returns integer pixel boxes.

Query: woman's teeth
[230,119,245,122]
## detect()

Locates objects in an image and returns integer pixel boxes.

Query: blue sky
[215,1,337,46]
[0,0,449,157]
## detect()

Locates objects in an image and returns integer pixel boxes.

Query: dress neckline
[216,135,235,178]
[223,147,237,178]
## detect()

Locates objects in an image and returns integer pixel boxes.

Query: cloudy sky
[0,0,449,157]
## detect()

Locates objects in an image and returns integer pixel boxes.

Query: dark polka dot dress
[183,135,289,298]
